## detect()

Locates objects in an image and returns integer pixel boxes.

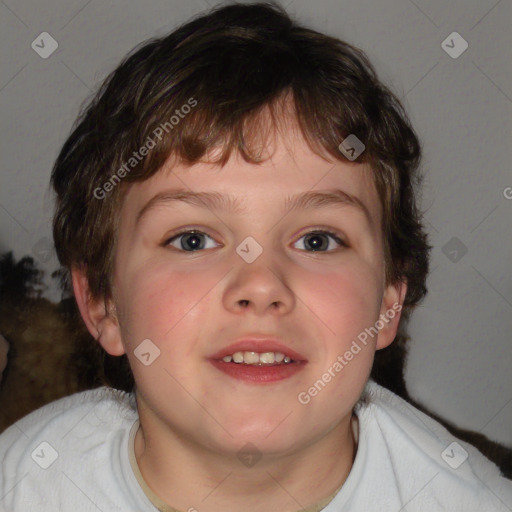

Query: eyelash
[163,227,348,253]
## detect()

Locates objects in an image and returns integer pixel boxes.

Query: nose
[223,253,296,316]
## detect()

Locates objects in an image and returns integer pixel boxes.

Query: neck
[134,409,357,512]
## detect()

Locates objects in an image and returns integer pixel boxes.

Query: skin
[73,114,407,512]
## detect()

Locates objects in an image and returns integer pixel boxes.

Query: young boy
[1,2,511,511]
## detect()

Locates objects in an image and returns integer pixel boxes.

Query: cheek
[116,267,176,338]
[117,258,219,346]
[315,265,374,298]
[305,263,382,347]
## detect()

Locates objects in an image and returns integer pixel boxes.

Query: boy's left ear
[376,279,407,350]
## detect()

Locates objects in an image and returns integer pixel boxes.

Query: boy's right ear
[71,266,125,356]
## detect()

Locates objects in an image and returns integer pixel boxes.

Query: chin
[215,419,306,455]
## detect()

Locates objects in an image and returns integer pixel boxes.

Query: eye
[163,228,347,253]
[293,230,347,252]
[164,229,219,252]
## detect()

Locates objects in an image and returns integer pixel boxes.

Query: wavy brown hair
[51,1,432,393]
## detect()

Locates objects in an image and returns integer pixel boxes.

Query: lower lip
[209,360,307,383]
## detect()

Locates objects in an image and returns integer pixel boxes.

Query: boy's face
[80,120,405,456]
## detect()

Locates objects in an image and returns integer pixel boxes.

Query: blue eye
[164,229,347,252]
[293,230,347,252]
[165,230,219,252]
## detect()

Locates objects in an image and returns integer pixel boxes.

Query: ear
[71,266,126,356]
[375,279,407,350]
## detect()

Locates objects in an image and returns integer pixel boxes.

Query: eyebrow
[135,188,374,227]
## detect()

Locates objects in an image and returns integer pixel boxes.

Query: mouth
[208,338,308,384]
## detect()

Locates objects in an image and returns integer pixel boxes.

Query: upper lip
[210,336,307,362]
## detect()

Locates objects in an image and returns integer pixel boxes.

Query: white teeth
[259,352,275,364]
[244,351,260,364]
[233,352,244,363]
[221,351,293,365]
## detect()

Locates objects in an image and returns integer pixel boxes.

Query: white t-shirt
[0,379,511,511]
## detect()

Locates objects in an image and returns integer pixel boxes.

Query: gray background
[1,0,511,445]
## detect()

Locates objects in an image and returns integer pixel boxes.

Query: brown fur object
[0,251,510,478]
[0,254,81,431]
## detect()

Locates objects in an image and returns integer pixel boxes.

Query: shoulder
[354,380,512,510]
[0,387,139,509]
[0,386,137,445]
[0,385,137,460]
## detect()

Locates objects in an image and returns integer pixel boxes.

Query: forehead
[121,122,382,231]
